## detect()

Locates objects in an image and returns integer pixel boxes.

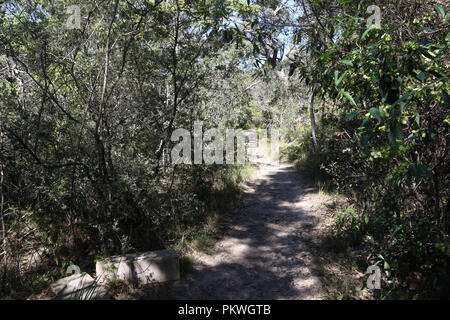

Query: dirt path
[157,155,328,300]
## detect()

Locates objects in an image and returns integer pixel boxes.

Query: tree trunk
[309,90,318,152]
[0,131,7,291]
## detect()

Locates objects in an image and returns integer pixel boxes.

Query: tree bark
[0,130,7,290]
[153,0,181,179]
[309,90,318,152]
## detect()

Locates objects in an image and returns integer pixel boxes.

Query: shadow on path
[138,162,327,300]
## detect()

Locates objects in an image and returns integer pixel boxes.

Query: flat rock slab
[96,249,180,285]
[50,272,110,300]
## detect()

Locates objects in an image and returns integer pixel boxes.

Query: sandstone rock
[96,249,180,285]
[50,272,110,300]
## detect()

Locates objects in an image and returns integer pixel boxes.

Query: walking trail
[147,148,328,300]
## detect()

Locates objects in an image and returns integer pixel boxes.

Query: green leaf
[392,225,402,236]
[335,70,348,87]
[345,110,361,120]
[364,214,369,224]
[392,122,403,141]
[415,113,420,126]
[416,72,426,82]
[338,0,354,3]
[420,49,435,60]
[361,134,370,146]
[320,51,334,61]
[361,28,371,40]
[370,107,381,121]
[434,5,445,18]
[360,116,370,128]
[379,106,386,119]
[341,90,357,106]
[341,59,353,66]
[392,92,414,107]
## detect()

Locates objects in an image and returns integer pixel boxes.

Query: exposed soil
[135,153,331,300]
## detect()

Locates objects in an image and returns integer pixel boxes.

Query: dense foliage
[0,0,448,299]
[288,0,449,298]
[0,0,269,296]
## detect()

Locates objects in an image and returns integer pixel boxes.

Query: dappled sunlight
[143,161,327,300]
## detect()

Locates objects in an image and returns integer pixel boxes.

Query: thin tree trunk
[309,90,318,152]
[153,0,181,178]
[96,0,120,186]
[0,130,7,290]
[320,100,325,130]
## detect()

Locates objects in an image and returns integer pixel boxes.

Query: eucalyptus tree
[228,0,342,149]
[289,0,450,297]
[0,0,246,294]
